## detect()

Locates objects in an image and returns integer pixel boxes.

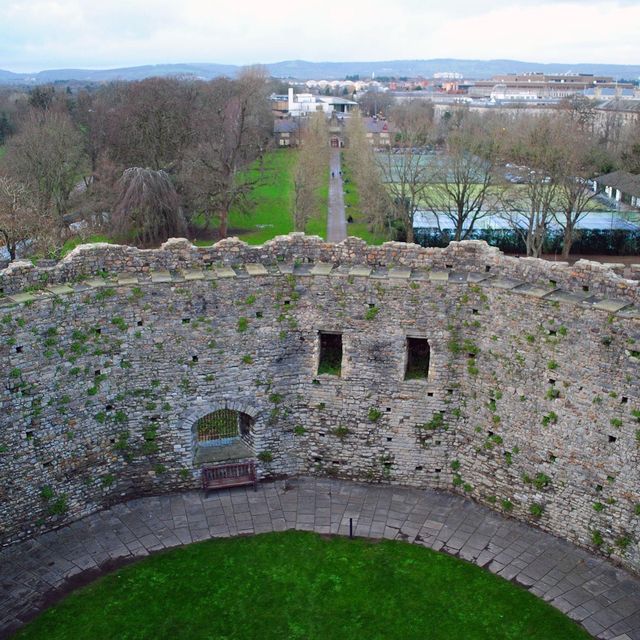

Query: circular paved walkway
[1,477,639,639]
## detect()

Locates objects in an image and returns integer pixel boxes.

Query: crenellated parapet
[2,234,640,317]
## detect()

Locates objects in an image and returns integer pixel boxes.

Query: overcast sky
[1,0,639,72]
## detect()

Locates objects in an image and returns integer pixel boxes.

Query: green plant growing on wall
[242,354,254,365]
[365,306,379,320]
[418,413,445,431]
[541,411,558,427]
[545,387,560,400]
[593,502,604,512]
[591,530,604,546]
[101,474,115,488]
[368,408,382,422]
[237,317,249,332]
[610,418,622,428]
[529,503,544,517]
[47,495,68,516]
[452,473,463,487]
[332,426,349,440]
[257,450,273,463]
[294,425,307,436]
[501,499,513,512]
[111,316,128,332]
[450,460,461,471]
[533,473,551,490]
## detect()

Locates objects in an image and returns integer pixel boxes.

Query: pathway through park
[327,148,347,243]
[1,477,640,639]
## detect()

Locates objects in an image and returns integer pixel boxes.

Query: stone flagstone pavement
[1,477,640,639]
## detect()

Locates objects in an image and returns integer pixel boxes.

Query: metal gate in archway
[195,409,253,447]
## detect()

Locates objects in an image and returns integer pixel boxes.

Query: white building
[287,88,357,117]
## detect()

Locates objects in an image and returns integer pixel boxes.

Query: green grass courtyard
[15,531,591,640]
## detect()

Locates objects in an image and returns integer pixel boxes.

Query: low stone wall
[0,235,639,574]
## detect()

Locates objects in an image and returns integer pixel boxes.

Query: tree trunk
[561,224,573,259]
[218,206,229,239]
[406,219,415,244]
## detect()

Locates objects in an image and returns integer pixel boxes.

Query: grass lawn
[193,149,316,246]
[61,234,112,257]
[15,531,590,640]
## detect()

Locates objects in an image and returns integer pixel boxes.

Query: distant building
[363,117,393,147]
[279,88,357,118]
[469,73,634,100]
[594,171,640,209]
[274,119,301,147]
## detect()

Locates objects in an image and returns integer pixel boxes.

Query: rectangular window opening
[318,332,342,376]
[405,337,430,380]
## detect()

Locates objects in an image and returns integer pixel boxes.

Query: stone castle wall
[1,235,639,572]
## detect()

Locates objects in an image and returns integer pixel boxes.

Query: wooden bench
[201,461,257,493]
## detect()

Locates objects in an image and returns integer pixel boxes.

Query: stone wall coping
[1,234,639,311]
[1,260,639,320]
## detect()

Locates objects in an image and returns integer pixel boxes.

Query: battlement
[2,234,640,317]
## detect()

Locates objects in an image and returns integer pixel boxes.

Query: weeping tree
[112,167,186,246]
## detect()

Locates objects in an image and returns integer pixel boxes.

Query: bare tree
[553,123,600,258]
[423,119,497,241]
[500,116,564,257]
[3,109,87,231]
[0,175,41,260]
[355,90,396,118]
[181,68,272,238]
[375,103,435,243]
[112,167,186,246]
[344,111,391,237]
[292,113,328,231]
[102,78,197,171]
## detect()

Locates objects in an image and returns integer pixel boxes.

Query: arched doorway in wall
[192,408,255,465]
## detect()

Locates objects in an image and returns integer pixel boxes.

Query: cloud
[0,0,638,71]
